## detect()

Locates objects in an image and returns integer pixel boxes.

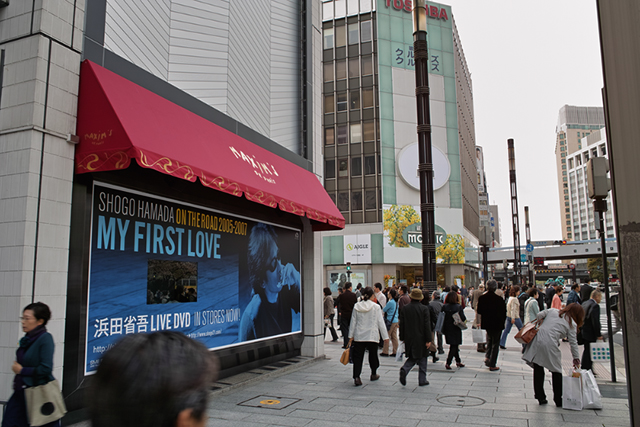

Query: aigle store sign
[384,0,449,20]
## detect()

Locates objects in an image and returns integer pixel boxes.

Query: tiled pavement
[70,307,630,426]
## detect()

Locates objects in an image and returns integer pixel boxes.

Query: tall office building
[321,0,481,288]
[489,204,502,247]
[566,128,615,240]
[555,105,605,241]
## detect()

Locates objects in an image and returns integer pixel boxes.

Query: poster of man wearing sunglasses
[238,223,301,341]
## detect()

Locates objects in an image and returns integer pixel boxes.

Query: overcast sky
[443,1,604,247]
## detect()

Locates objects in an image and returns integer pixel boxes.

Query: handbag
[340,339,353,365]
[452,312,467,330]
[590,342,610,361]
[434,311,445,333]
[514,319,542,344]
[24,379,67,426]
[472,328,486,343]
[562,372,583,411]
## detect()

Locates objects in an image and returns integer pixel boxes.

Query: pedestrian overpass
[486,238,618,264]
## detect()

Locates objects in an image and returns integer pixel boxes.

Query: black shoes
[432,356,439,363]
[399,369,407,386]
[500,345,507,350]
[538,399,548,405]
[380,353,390,357]
[437,350,445,355]
[354,377,362,386]
[419,381,429,386]
[370,374,380,381]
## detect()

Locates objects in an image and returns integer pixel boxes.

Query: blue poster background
[85,183,301,374]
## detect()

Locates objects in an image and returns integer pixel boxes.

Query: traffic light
[346,262,351,271]
[586,157,611,199]
[553,240,567,245]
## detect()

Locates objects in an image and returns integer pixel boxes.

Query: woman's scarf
[19,324,47,349]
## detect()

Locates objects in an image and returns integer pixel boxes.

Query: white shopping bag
[590,342,610,361]
[579,369,603,409]
[562,374,583,411]
[472,328,486,343]
[395,342,405,362]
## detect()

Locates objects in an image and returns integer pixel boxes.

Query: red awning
[75,60,344,230]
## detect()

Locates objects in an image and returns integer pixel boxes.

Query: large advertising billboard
[85,183,301,374]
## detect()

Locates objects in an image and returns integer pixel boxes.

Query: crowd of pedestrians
[324,276,608,410]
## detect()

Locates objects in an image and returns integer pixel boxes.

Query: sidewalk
[70,308,631,426]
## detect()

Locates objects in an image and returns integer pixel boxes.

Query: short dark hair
[23,302,51,325]
[90,331,217,427]
[527,288,538,298]
[374,282,382,291]
[345,282,353,290]
[356,283,362,289]
[400,285,409,294]
[323,287,332,296]
[388,288,397,299]
[571,283,580,290]
[486,280,497,292]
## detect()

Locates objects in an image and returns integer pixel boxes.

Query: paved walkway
[69,308,631,426]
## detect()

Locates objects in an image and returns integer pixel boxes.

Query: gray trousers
[400,356,428,385]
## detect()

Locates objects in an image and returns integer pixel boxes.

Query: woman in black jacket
[442,291,466,369]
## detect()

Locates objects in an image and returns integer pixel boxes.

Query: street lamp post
[508,139,521,286]
[525,206,534,285]
[412,0,437,292]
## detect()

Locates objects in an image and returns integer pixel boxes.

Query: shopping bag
[24,379,67,426]
[434,312,445,333]
[396,342,405,362]
[590,342,610,361]
[562,374,583,411]
[514,319,542,344]
[452,312,468,330]
[472,328,486,343]
[580,369,603,409]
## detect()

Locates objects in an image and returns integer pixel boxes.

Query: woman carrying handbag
[2,302,65,427]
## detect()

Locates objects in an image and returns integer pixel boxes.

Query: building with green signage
[321,0,481,289]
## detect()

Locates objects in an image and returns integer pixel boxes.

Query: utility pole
[507,139,521,286]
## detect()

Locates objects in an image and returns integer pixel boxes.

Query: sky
[442,1,604,247]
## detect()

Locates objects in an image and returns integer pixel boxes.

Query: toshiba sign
[384,0,449,20]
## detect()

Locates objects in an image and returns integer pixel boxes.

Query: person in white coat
[522,303,584,407]
[348,287,389,386]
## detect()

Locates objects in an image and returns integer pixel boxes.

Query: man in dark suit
[580,283,594,304]
[581,289,603,371]
[544,280,556,309]
[399,288,433,386]
[476,279,507,371]
[336,282,357,348]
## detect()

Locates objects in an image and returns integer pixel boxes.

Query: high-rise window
[362,88,374,108]
[336,92,347,111]
[336,60,346,80]
[325,159,335,179]
[362,55,373,75]
[363,121,375,141]
[324,94,335,113]
[348,57,359,78]
[352,157,362,176]
[361,21,372,42]
[365,190,376,210]
[364,155,376,175]
[325,127,335,145]
[335,24,346,47]
[350,91,360,110]
[323,28,334,49]
[323,63,333,82]
[352,191,363,211]
[337,192,349,211]
[338,159,348,177]
[337,125,348,144]
[350,124,362,143]
[348,23,359,44]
